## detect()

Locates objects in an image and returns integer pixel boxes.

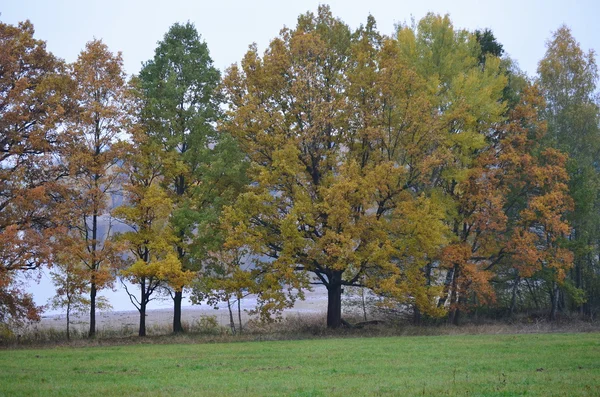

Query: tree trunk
[413,306,421,325]
[173,290,184,333]
[525,279,540,310]
[549,283,559,321]
[510,275,520,317]
[437,265,456,308]
[227,297,236,335]
[237,293,243,335]
[361,287,367,322]
[448,265,459,324]
[577,255,585,315]
[89,282,96,338]
[66,302,71,341]
[326,273,343,328]
[139,299,147,337]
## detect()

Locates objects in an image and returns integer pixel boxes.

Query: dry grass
[3,310,599,350]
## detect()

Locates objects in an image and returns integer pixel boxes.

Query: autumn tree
[538,26,600,317]
[222,7,451,328]
[393,16,574,323]
[57,40,128,337]
[395,15,508,323]
[0,20,70,327]
[191,248,254,335]
[138,22,242,333]
[48,258,110,340]
[113,130,193,337]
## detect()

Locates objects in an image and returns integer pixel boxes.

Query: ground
[1,333,598,396]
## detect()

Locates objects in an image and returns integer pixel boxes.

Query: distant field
[1,333,598,396]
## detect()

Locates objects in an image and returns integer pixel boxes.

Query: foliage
[55,39,129,337]
[0,20,71,326]
[4,9,598,330]
[48,259,110,340]
[113,129,193,336]
[538,25,600,317]
[138,22,242,333]
[222,7,464,328]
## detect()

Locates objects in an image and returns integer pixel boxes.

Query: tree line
[1,5,599,337]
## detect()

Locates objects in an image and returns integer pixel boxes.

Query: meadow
[1,332,598,396]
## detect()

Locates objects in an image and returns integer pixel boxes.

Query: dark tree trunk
[227,297,236,335]
[549,283,559,321]
[139,299,147,337]
[413,306,421,325]
[173,290,184,333]
[89,282,96,338]
[453,295,467,325]
[525,278,540,310]
[577,255,585,315]
[66,302,71,341]
[237,293,243,334]
[326,272,343,328]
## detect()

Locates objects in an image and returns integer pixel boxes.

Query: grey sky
[2,0,599,78]
[3,0,599,312]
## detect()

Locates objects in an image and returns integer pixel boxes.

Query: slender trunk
[227,297,236,335]
[361,287,367,322]
[173,290,184,333]
[89,119,101,339]
[510,275,520,317]
[453,295,467,325]
[139,299,147,337]
[89,282,96,338]
[326,272,343,328]
[66,302,71,341]
[577,255,584,315]
[549,283,559,321]
[237,293,243,335]
[172,243,185,333]
[525,278,540,310]
[138,278,147,337]
[448,265,459,324]
[437,266,456,308]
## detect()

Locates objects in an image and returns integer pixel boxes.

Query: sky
[3,0,600,313]
[2,0,600,79]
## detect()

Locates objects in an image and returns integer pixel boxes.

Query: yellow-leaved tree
[222,7,450,328]
[113,129,193,337]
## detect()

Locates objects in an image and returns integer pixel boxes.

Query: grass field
[1,333,598,396]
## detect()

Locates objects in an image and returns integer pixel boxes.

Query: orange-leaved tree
[56,40,129,337]
[0,20,71,328]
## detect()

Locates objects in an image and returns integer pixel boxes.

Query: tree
[538,26,600,317]
[191,248,254,335]
[222,7,451,328]
[138,22,229,333]
[48,258,110,340]
[57,40,128,337]
[392,15,573,323]
[475,28,504,66]
[0,20,70,328]
[396,14,508,323]
[114,131,193,337]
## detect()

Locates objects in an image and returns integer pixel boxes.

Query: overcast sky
[2,0,600,79]
[3,0,600,312]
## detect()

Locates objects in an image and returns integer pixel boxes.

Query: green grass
[1,333,598,396]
